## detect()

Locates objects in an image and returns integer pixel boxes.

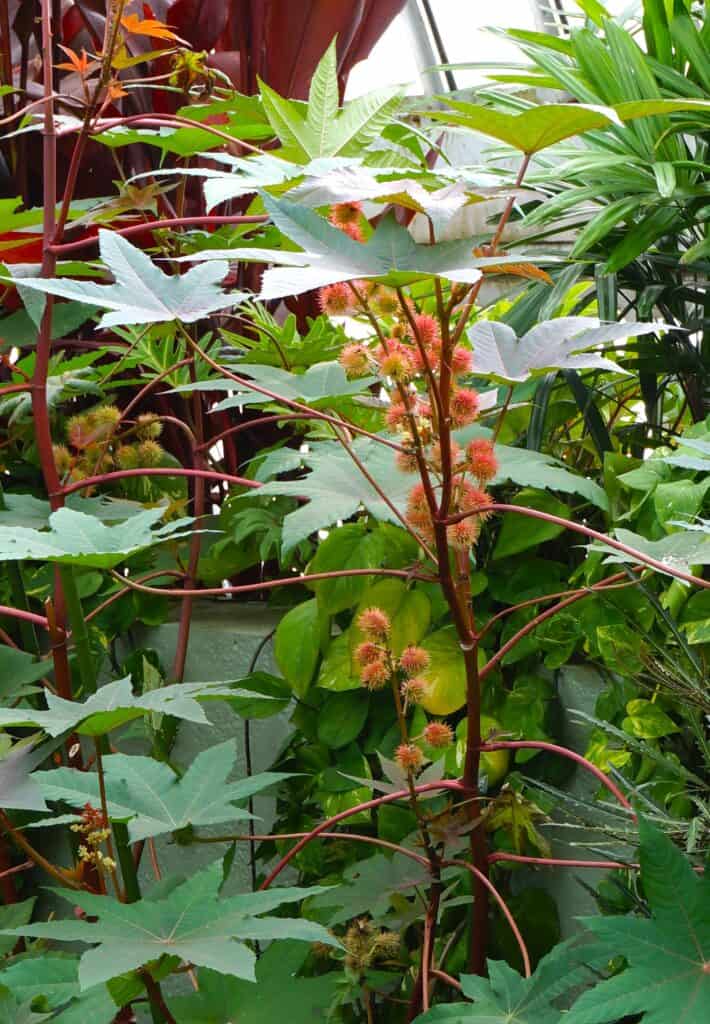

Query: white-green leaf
[5,231,243,328]
[591,527,710,576]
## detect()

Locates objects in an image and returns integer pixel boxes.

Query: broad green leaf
[316,632,361,692]
[484,439,608,510]
[0,647,49,700]
[259,41,402,160]
[0,743,49,811]
[592,526,710,576]
[493,489,569,559]
[0,492,147,529]
[0,954,116,1024]
[425,100,622,153]
[0,506,194,569]
[316,690,369,749]
[34,741,289,841]
[621,698,678,740]
[307,523,388,614]
[0,900,35,958]
[349,579,431,667]
[0,864,336,989]
[0,988,50,1024]
[5,231,243,328]
[182,193,530,298]
[274,599,323,697]
[310,851,430,925]
[166,942,339,1023]
[567,819,710,1024]
[0,676,244,737]
[420,626,467,716]
[467,317,662,383]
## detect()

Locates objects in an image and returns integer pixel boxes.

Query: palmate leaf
[0,492,146,529]
[467,317,663,383]
[0,863,336,989]
[33,741,288,841]
[566,818,710,1024]
[0,506,194,568]
[180,193,529,299]
[259,37,403,160]
[0,954,116,1022]
[424,100,622,154]
[166,942,339,1024]
[0,742,50,811]
[591,526,710,576]
[0,676,246,738]
[5,231,243,328]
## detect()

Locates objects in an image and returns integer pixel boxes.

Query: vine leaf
[34,741,289,841]
[467,318,663,383]
[166,941,340,1024]
[0,506,195,569]
[181,194,527,299]
[566,818,710,1024]
[5,231,243,327]
[0,676,252,737]
[0,863,337,989]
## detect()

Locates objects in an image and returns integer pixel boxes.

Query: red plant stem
[83,571,185,625]
[197,830,430,865]
[479,579,638,679]
[109,566,437,600]
[0,605,50,630]
[84,112,266,154]
[185,335,406,452]
[194,413,310,452]
[444,858,531,977]
[480,741,633,811]
[489,153,532,252]
[429,969,462,993]
[446,503,710,591]
[0,383,30,397]
[48,214,268,255]
[259,780,468,891]
[0,859,33,882]
[488,853,636,869]
[119,358,192,421]
[56,466,261,499]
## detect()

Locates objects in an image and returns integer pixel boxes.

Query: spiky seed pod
[447,518,480,550]
[318,282,352,315]
[357,607,391,641]
[399,646,430,676]
[360,659,390,691]
[396,448,419,473]
[354,641,383,667]
[136,413,162,440]
[450,388,480,428]
[429,439,461,473]
[329,201,363,227]
[372,287,399,316]
[116,444,139,469]
[450,345,473,376]
[52,444,72,476]
[372,931,401,960]
[466,438,498,483]
[136,440,164,467]
[400,676,428,705]
[395,743,425,773]
[339,342,371,379]
[423,721,454,748]
[385,402,408,433]
[413,313,440,347]
[457,479,493,520]
[377,341,415,382]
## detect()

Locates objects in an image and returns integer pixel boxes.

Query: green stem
[58,566,96,695]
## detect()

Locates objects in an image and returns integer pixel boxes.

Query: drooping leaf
[0,676,247,737]
[34,741,289,841]
[307,523,388,614]
[166,941,339,1024]
[0,647,50,701]
[0,742,50,811]
[0,863,337,989]
[181,193,529,298]
[5,231,243,328]
[566,819,710,1024]
[274,599,323,696]
[0,506,194,569]
[0,492,147,530]
[424,100,622,154]
[592,526,710,576]
[467,317,663,383]
[492,490,569,560]
[0,900,36,958]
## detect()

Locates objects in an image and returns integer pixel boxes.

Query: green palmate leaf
[5,231,244,328]
[259,39,402,160]
[0,676,245,737]
[0,900,36,958]
[0,863,337,990]
[166,941,340,1024]
[181,193,527,298]
[0,492,146,529]
[175,360,376,410]
[467,317,663,383]
[0,647,49,701]
[0,954,113,1020]
[566,819,710,1024]
[424,100,622,153]
[414,940,595,1023]
[592,526,710,575]
[0,506,194,568]
[492,489,569,559]
[34,741,289,841]
[311,851,430,925]
[0,988,50,1024]
[0,742,50,811]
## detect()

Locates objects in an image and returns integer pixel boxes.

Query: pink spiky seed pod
[360,659,390,690]
[395,743,425,772]
[413,313,440,347]
[466,438,498,483]
[377,341,415,382]
[385,402,409,433]
[329,201,363,227]
[429,439,461,473]
[357,606,391,640]
[457,479,493,520]
[423,721,454,748]
[396,448,419,473]
[399,646,430,676]
[450,345,473,376]
[406,482,429,518]
[447,517,481,550]
[450,388,480,428]
[319,282,352,315]
[372,287,399,315]
[339,342,371,379]
[355,641,383,666]
[400,677,429,705]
